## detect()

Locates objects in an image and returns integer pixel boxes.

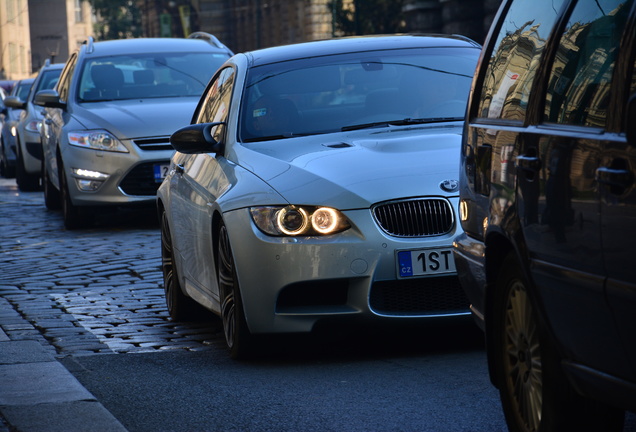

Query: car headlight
[68,130,128,153]
[250,206,350,236]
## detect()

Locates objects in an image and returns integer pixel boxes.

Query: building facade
[28,0,94,72]
[0,0,32,80]
[1,0,94,80]
[138,0,501,53]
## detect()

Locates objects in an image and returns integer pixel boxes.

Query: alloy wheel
[161,212,178,316]
[503,279,542,432]
[218,224,236,349]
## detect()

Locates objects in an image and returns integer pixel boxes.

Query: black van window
[477,0,565,121]
[544,0,632,127]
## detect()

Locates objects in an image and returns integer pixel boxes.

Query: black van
[454,0,636,430]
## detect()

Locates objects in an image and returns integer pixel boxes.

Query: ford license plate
[153,163,170,183]
[397,248,456,277]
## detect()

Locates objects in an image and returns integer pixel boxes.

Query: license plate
[153,163,170,183]
[397,248,456,277]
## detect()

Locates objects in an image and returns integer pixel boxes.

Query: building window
[20,45,26,74]
[8,43,17,75]
[75,0,83,22]
[6,0,16,23]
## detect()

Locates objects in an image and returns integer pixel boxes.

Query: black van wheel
[494,253,624,432]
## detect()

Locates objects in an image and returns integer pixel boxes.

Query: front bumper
[224,205,470,334]
[21,129,43,175]
[62,142,174,206]
[452,232,487,330]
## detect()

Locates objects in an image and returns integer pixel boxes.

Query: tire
[218,221,254,360]
[43,163,61,210]
[0,139,15,178]
[60,167,91,229]
[15,142,40,191]
[493,253,624,432]
[160,210,203,321]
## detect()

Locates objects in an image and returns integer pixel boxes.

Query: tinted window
[15,82,32,100]
[57,54,77,102]
[240,47,478,142]
[197,67,235,125]
[544,0,632,127]
[32,69,62,97]
[477,0,566,121]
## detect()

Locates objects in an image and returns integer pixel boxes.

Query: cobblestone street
[0,178,223,358]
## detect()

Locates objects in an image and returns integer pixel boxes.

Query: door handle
[515,155,541,172]
[596,166,632,193]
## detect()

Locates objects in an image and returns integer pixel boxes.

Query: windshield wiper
[242,133,297,143]
[341,117,463,132]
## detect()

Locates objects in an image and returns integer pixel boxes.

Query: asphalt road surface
[62,323,508,432]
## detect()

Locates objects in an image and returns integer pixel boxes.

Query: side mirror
[170,122,225,154]
[3,96,25,110]
[34,89,66,109]
[627,93,636,146]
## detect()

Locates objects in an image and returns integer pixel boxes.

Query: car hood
[72,98,198,139]
[233,123,463,210]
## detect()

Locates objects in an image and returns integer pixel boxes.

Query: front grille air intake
[373,198,454,237]
[133,137,172,151]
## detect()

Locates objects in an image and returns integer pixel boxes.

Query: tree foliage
[87,0,143,40]
[330,0,406,36]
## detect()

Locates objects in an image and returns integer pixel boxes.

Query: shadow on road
[202,317,487,364]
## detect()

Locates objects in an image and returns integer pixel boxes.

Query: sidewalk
[0,297,127,432]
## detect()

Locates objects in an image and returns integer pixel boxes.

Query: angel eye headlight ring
[276,206,309,235]
[311,207,339,234]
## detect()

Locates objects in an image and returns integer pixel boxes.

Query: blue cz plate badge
[154,163,170,183]
[398,248,456,277]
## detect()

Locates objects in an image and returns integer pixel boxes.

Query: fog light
[76,179,104,191]
[72,168,108,191]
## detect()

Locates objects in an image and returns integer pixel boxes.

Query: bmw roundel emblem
[440,179,459,193]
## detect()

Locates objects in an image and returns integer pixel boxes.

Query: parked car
[35,33,232,229]
[4,62,63,191]
[453,0,636,430]
[158,34,481,359]
[0,80,15,94]
[0,78,34,178]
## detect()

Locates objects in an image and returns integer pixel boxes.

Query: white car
[158,35,481,358]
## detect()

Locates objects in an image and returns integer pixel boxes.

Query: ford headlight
[68,130,128,153]
[250,206,350,236]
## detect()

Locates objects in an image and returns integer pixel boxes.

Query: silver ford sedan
[158,35,481,358]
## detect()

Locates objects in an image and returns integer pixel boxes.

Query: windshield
[239,47,478,142]
[78,52,229,102]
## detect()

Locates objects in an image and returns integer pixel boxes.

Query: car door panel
[601,131,636,380]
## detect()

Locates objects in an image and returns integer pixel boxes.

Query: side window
[477,0,566,121]
[544,0,632,127]
[57,54,77,103]
[196,67,235,125]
